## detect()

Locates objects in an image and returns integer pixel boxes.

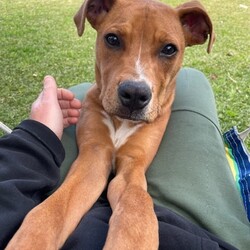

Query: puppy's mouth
[115,109,148,122]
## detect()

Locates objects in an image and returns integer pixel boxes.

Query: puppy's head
[74,0,214,122]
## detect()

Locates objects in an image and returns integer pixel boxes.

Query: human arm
[0,76,82,248]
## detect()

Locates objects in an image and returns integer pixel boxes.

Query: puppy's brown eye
[160,44,177,57]
[105,33,121,48]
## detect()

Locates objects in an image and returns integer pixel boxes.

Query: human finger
[63,116,80,128]
[62,108,80,119]
[42,76,58,101]
[57,88,74,101]
[59,98,82,110]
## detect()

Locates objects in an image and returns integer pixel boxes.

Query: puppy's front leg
[106,171,158,250]
[6,99,114,250]
[6,149,112,249]
[104,114,170,249]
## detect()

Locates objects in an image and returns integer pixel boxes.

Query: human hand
[30,76,82,139]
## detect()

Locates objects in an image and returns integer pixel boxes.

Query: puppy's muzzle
[118,81,152,114]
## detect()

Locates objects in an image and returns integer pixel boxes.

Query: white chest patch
[102,111,142,150]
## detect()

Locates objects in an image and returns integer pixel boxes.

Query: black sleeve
[0,120,65,248]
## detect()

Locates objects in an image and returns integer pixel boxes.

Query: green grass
[0,0,249,146]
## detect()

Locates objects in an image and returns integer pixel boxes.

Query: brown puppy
[7,0,214,249]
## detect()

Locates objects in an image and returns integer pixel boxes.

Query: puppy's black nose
[118,81,152,111]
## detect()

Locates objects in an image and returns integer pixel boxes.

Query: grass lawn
[0,0,249,146]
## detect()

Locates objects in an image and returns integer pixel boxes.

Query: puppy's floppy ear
[74,0,115,36]
[176,0,215,53]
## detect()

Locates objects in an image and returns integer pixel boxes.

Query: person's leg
[61,201,111,250]
[146,68,249,249]
[60,68,249,249]
[61,201,237,250]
